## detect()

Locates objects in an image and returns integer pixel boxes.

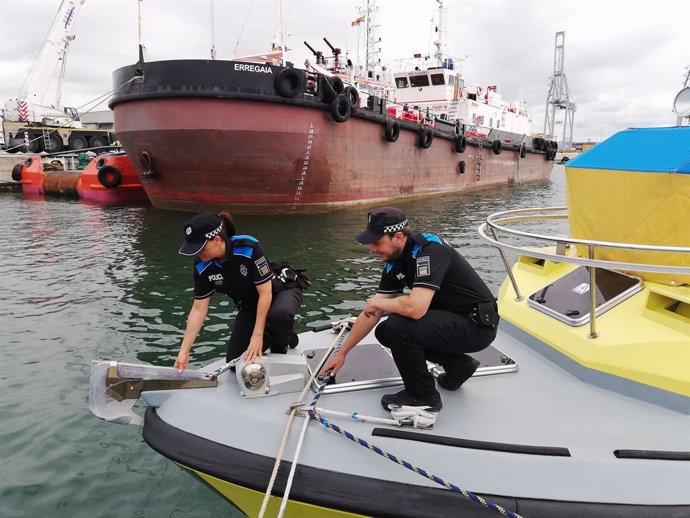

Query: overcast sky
[1,0,689,142]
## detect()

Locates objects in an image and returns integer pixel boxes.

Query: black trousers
[375,309,497,398]
[226,287,303,362]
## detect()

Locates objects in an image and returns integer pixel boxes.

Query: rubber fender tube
[417,127,433,149]
[344,85,359,111]
[532,137,544,150]
[11,163,22,182]
[458,160,466,174]
[519,143,527,158]
[275,68,305,98]
[97,165,122,188]
[454,135,467,153]
[330,94,351,123]
[492,139,502,155]
[384,120,400,142]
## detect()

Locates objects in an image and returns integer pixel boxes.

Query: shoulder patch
[255,256,271,276]
[416,256,430,277]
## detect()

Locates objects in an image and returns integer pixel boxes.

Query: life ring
[275,68,305,98]
[344,85,359,111]
[519,143,527,159]
[11,163,22,182]
[417,127,433,149]
[330,94,351,123]
[97,165,122,188]
[454,135,467,153]
[458,160,466,174]
[492,139,502,155]
[384,120,400,143]
[140,151,155,177]
[532,137,544,150]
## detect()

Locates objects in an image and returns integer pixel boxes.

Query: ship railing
[478,206,690,338]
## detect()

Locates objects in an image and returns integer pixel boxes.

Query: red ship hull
[115,97,552,213]
[110,59,553,213]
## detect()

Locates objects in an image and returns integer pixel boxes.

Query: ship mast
[432,0,447,66]
[273,0,286,65]
[364,0,381,79]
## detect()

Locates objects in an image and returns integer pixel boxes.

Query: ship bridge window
[409,75,430,87]
[396,77,409,88]
[430,73,445,86]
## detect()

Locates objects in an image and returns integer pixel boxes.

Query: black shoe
[287,332,299,349]
[438,355,480,391]
[381,389,442,412]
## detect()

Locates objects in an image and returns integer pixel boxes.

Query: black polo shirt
[192,235,274,307]
[377,232,494,314]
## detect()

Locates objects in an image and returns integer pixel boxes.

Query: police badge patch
[240,264,248,276]
[254,256,271,276]
[416,256,430,277]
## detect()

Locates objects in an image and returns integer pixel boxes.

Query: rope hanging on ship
[306,373,524,518]
[254,316,522,518]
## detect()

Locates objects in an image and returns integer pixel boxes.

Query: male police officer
[322,207,498,412]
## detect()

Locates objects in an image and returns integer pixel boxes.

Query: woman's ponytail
[217,212,236,238]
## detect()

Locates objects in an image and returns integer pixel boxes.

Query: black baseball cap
[178,212,224,256]
[355,207,408,244]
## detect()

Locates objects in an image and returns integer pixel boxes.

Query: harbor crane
[2,0,114,153]
[544,31,576,147]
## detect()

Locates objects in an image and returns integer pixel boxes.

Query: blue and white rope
[311,373,522,518]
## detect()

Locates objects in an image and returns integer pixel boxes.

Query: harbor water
[1,166,565,517]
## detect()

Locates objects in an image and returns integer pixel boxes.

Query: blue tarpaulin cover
[567,126,690,174]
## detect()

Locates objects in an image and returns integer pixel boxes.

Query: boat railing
[478,206,690,338]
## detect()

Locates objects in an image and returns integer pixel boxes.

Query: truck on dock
[2,0,115,154]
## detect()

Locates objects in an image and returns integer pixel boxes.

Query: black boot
[437,354,480,391]
[381,389,442,412]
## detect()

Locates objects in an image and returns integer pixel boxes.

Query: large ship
[110,2,554,213]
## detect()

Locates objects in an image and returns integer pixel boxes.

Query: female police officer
[174,212,302,371]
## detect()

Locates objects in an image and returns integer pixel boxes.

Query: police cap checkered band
[179,212,224,256]
[205,223,223,239]
[356,207,408,244]
[383,220,408,233]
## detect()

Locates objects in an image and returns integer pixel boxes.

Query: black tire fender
[519,143,527,159]
[97,165,122,188]
[329,94,351,123]
[417,127,433,149]
[492,139,502,155]
[322,75,345,102]
[275,68,305,98]
[344,85,359,111]
[384,120,400,142]
[533,137,544,150]
[454,135,467,153]
[11,163,22,182]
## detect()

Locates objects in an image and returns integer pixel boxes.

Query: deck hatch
[527,266,643,326]
[303,342,517,394]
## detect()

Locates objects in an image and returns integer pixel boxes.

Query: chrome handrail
[478,206,690,338]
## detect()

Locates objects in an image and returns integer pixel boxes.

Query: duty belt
[469,301,499,329]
